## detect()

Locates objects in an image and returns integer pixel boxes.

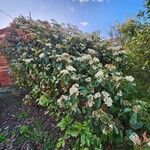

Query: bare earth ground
[0,87,59,150]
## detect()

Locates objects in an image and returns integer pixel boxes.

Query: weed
[19,125,32,138]
[0,133,6,143]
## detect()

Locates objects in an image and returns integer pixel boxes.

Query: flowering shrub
[3,17,150,149]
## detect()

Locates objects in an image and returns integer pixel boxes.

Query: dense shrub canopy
[3,17,150,149]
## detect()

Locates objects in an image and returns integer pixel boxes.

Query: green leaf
[130,112,137,125]
[56,138,65,148]
[123,108,132,113]
[69,130,79,137]
[38,95,50,107]
[79,86,89,95]
[114,125,119,134]
[132,122,144,130]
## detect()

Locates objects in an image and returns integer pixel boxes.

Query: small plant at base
[0,133,6,143]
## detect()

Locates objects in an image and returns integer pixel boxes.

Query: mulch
[0,87,59,150]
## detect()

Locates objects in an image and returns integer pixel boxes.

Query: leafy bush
[119,20,150,101]
[116,0,150,104]
[3,17,150,149]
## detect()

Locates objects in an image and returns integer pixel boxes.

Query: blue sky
[0,0,144,37]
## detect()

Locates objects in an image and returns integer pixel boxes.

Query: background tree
[118,0,150,101]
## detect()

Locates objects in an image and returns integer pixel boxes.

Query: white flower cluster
[57,95,68,108]
[86,92,101,108]
[129,132,141,145]
[91,65,98,70]
[125,76,134,82]
[94,92,101,99]
[95,70,104,82]
[86,94,94,107]
[95,70,104,78]
[71,74,79,81]
[117,91,122,97]
[112,75,122,82]
[87,48,97,55]
[89,57,99,65]
[56,53,72,63]
[66,65,76,72]
[133,105,141,113]
[85,77,91,82]
[39,53,45,58]
[60,69,69,75]
[55,44,62,49]
[105,64,116,71]
[79,54,92,61]
[23,58,33,64]
[102,91,113,107]
[69,84,79,96]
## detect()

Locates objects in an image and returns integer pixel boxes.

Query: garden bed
[0,87,59,150]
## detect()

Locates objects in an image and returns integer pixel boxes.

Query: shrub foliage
[3,17,150,149]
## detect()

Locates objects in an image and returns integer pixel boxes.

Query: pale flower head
[86,94,94,107]
[95,70,104,78]
[60,69,69,75]
[133,105,141,113]
[108,124,113,130]
[92,65,97,70]
[102,91,113,107]
[87,48,97,55]
[116,57,122,62]
[105,64,116,71]
[71,74,79,80]
[147,142,150,147]
[125,76,134,82]
[57,53,72,63]
[80,54,92,61]
[55,44,62,49]
[94,92,101,99]
[113,76,122,82]
[102,91,110,98]
[70,84,79,96]
[56,56,62,62]
[62,52,69,58]
[74,83,79,87]
[39,53,45,58]
[117,91,123,97]
[24,58,33,64]
[86,99,94,107]
[57,95,68,108]
[85,77,91,82]
[89,59,94,65]
[66,65,76,72]
[93,57,99,63]
[102,127,107,135]
[104,97,113,107]
[129,132,141,145]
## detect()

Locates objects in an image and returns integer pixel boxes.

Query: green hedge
[3,17,150,149]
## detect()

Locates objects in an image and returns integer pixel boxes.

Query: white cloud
[79,0,89,2]
[80,21,89,26]
[78,0,104,3]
